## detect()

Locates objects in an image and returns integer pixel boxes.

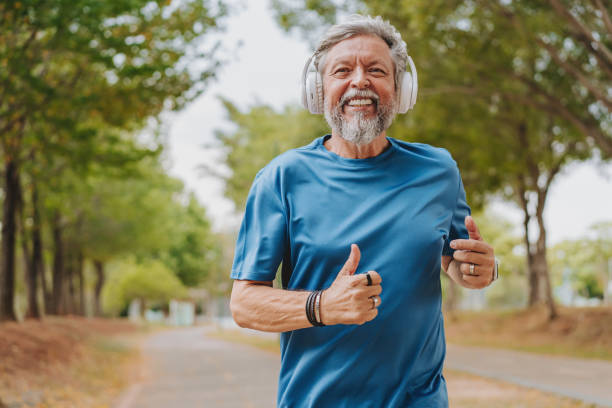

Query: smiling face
[321,34,398,145]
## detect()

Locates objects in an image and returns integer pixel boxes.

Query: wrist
[305,290,325,327]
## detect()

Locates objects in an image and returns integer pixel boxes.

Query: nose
[351,67,370,89]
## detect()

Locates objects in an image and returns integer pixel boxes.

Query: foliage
[215,99,329,209]
[102,259,187,316]
[0,0,229,320]
[161,194,223,287]
[268,0,612,317]
[271,0,612,157]
[549,221,612,299]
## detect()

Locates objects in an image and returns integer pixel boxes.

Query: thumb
[338,244,361,276]
[465,215,482,241]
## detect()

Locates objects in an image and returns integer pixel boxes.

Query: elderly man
[230,15,497,407]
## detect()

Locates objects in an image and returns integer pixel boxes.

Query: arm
[230,280,312,332]
[230,244,382,333]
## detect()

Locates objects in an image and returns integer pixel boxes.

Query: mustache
[339,89,380,106]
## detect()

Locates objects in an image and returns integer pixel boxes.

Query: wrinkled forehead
[319,34,394,74]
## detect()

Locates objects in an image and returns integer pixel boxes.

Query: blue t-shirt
[231,135,470,407]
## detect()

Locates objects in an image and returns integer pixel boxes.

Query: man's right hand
[320,244,382,326]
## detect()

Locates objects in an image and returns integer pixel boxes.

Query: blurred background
[1,0,611,407]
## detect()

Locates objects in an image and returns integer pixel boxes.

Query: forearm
[230,280,313,333]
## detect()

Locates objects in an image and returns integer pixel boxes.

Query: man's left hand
[445,215,495,289]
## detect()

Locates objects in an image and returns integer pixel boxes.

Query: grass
[444,369,598,408]
[0,317,144,408]
[208,328,280,354]
[444,306,612,361]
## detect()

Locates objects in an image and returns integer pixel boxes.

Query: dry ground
[0,317,143,408]
[444,305,612,360]
[211,305,612,408]
[444,369,598,408]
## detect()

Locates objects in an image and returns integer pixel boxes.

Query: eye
[334,67,350,74]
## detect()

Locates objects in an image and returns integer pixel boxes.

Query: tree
[0,0,227,321]
[269,0,609,320]
[550,221,612,301]
[161,194,223,288]
[213,99,329,209]
[102,259,187,317]
[75,157,184,316]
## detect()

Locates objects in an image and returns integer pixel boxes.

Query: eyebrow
[328,58,391,70]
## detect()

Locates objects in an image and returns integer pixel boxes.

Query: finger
[359,285,382,298]
[371,295,382,308]
[450,239,491,254]
[452,251,492,267]
[364,285,382,298]
[363,270,382,285]
[339,244,361,276]
[459,262,489,277]
[363,307,378,324]
[465,215,482,241]
[460,273,490,289]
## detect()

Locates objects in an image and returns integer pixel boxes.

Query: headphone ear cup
[397,72,413,114]
[313,71,324,114]
[303,70,324,114]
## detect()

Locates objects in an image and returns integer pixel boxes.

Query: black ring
[366,272,372,286]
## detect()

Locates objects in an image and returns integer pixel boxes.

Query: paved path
[115,327,280,408]
[446,344,612,407]
[115,327,612,407]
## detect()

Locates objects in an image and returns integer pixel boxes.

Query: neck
[324,131,389,159]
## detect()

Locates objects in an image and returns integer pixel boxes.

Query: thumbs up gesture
[448,216,496,289]
[320,244,382,325]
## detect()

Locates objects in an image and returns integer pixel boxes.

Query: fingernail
[450,241,456,248]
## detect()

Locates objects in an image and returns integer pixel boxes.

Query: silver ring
[370,296,379,309]
[469,263,475,275]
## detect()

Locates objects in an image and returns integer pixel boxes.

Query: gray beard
[324,95,397,146]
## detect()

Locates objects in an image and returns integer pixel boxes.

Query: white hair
[313,15,408,90]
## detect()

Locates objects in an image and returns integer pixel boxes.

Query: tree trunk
[51,211,64,315]
[31,184,45,317]
[522,214,540,306]
[93,260,105,317]
[65,252,76,315]
[517,181,541,306]
[535,204,557,319]
[0,159,19,321]
[77,252,85,316]
[17,178,40,319]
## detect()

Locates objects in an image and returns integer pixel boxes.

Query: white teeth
[347,99,373,106]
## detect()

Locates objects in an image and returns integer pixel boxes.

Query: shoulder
[252,136,324,188]
[389,138,459,169]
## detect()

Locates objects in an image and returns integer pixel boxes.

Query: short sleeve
[442,170,471,256]
[230,171,288,281]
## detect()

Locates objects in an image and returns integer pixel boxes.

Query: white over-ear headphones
[300,52,418,115]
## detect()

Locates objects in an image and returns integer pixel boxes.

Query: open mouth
[342,96,378,112]
[346,98,374,106]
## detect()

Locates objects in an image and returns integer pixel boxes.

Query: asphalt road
[114,327,612,408]
[115,327,280,408]
[445,343,612,407]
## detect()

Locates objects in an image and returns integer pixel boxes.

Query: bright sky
[165,0,612,245]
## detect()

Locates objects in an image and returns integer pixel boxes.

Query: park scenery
[1,0,611,407]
